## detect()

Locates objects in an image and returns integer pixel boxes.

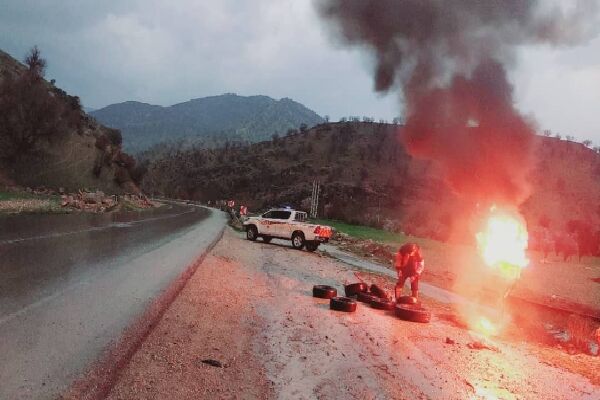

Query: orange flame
[474,317,498,336]
[476,207,529,281]
[462,207,529,337]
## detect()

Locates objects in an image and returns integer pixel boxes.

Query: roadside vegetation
[312,217,444,250]
[0,188,62,214]
[0,187,158,215]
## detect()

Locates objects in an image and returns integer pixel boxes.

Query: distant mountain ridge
[91,94,324,152]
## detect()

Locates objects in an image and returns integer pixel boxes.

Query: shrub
[114,151,136,170]
[114,167,131,184]
[105,128,122,147]
[95,134,110,150]
[129,164,148,185]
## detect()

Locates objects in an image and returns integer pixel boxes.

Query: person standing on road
[394,243,425,301]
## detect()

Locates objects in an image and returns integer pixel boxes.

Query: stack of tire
[349,283,395,311]
[312,285,356,312]
[313,282,431,323]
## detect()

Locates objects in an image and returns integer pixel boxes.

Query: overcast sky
[1,0,599,143]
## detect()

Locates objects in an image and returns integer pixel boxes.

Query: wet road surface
[0,204,227,399]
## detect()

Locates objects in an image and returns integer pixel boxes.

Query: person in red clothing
[394,243,425,300]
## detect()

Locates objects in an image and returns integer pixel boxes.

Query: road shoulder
[105,229,274,399]
[102,228,599,400]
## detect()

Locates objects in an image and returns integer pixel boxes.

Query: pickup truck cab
[243,208,333,252]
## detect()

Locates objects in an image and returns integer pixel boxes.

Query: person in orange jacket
[394,243,425,300]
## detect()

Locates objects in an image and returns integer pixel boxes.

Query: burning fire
[476,207,529,281]
[465,207,529,337]
[474,317,499,337]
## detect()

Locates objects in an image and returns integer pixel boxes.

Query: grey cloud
[0,0,598,143]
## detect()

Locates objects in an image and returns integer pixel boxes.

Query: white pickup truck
[243,208,333,251]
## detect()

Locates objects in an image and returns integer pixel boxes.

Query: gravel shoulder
[106,228,600,400]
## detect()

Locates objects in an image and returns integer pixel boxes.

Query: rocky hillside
[0,49,140,194]
[142,122,600,242]
[91,94,324,153]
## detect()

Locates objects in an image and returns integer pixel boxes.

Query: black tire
[357,292,378,303]
[330,297,357,312]
[291,232,305,250]
[395,304,431,323]
[371,298,396,310]
[369,284,391,300]
[305,241,319,252]
[313,285,337,299]
[396,295,420,306]
[246,225,258,241]
[262,236,272,243]
[344,282,368,297]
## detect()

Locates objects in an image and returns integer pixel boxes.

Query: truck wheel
[313,285,337,299]
[291,232,305,249]
[262,236,272,243]
[246,225,258,241]
[395,304,431,323]
[344,282,368,297]
[305,241,319,252]
[330,297,357,312]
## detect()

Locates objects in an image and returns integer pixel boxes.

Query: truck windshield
[266,211,291,220]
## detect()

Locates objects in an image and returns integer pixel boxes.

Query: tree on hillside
[24,46,46,79]
[582,140,592,148]
[0,47,81,160]
[105,128,123,147]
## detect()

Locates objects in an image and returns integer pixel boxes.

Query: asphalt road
[0,204,226,400]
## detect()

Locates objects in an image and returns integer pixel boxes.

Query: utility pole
[310,180,320,219]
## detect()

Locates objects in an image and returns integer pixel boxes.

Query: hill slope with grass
[91,94,324,153]
[141,122,600,242]
[0,48,140,194]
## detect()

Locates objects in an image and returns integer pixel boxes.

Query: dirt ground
[106,228,600,400]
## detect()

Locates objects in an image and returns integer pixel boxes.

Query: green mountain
[141,122,600,243]
[91,94,324,153]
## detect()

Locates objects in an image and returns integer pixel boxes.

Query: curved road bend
[0,204,227,400]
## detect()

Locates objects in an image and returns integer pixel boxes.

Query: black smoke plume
[318,0,598,206]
